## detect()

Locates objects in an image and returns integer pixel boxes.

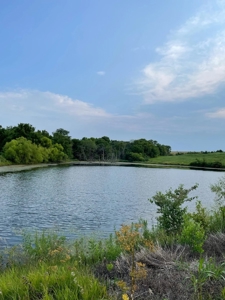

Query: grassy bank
[1,179,225,299]
[1,151,225,171]
[148,152,225,168]
[1,220,225,299]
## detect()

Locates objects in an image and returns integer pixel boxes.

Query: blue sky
[1,0,225,151]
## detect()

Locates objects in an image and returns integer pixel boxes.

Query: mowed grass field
[148,152,225,166]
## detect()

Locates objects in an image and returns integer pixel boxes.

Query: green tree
[48,143,67,162]
[52,128,72,158]
[126,152,145,162]
[40,137,52,148]
[96,137,112,161]
[13,123,36,141]
[80,138,97,160]
[3,137,43,164]
[72,138,82,160]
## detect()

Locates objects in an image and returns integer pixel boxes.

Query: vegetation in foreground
[1,177,225,299]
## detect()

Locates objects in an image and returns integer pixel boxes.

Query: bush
[149,184,198,234]
[211,176,225,207]
[189,201,210,233]
[126,152,145,162]
[179,215,205,253]
[190,159,223,169]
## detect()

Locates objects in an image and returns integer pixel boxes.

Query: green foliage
[0,155,11,166]
[0,231,111,299]
[207,207,225,233]
[0,262,109,299]
[190,158,223,168]
[179,215,205,253]
[211,175,225,207]
[147,152,225,168]
[52,128,72,158]
[73,234,122,265]
[126,152,145,162]
[22,231,67,263]
[40,136,52,148]
[189,201,210,233]
[190,257,225,300]
[125,139,169,161]
[3,137,43,164]
[3,137,67,164]
[0,123,172,163]
[48,143,68,162]
[149,184,198,234]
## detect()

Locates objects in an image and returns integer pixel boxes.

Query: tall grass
[0,231,119,299]
[1,179,225,299]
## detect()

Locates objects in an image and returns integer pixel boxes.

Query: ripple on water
[0,165,223,247]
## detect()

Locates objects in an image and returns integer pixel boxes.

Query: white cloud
[0,90,111,118]
[97,71,105,76]
[206,108,225,118]
[137,0,225,103]
[44,91,110,117]
[0,89,159,135]
[1,88,221,144]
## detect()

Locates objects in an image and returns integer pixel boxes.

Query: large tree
[52,128,72,158]
[3,137,43,164]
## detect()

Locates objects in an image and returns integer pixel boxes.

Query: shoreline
[0,161,225,174]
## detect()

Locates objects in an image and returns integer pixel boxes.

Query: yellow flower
[122,294,129,300]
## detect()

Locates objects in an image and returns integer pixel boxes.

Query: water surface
[0,165,223,247]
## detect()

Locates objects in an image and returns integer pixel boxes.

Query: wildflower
[71,271,75,277]
[65,254,71,261]
[122,294,129,300]
[48,265,58,272]
[136,262,145,267]
[116,280,128,292]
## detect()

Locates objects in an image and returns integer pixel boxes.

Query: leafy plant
[22,231,68,264]
[73,234,121,266]
[189,201,210,233]
[190,257,225,300]
[211,176,225,207]
[149,184,198,234]
[179,215,205,253]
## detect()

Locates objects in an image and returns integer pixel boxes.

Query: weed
[189,257,225,300]
[115,223,153,300]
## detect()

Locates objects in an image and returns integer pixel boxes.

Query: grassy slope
[148,152,225,166]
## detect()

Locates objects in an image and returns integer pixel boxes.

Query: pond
[0,165,223,248]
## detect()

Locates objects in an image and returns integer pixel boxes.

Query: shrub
[211,176,225,207]
[189,201,210,233]
[126,152,146,162]
[149,184,198,234]
[179,215,205,253]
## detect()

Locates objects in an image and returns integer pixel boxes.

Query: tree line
[0,123,171,164]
